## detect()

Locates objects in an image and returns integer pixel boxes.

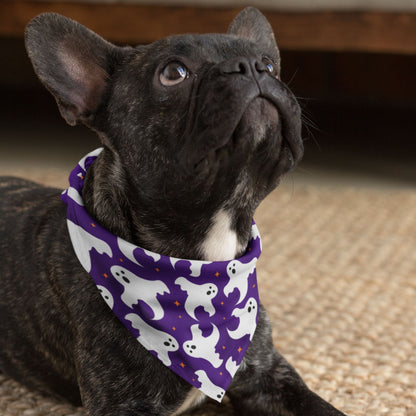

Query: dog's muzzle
[180,55,303,174]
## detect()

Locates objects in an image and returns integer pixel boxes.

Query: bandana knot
[61,148,262,401]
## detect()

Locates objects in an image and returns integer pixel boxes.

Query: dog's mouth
[189,87,303,176]
[193,97,278,167]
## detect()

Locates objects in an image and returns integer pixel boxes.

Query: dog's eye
[160,62,189,86]
[262,57,279,79]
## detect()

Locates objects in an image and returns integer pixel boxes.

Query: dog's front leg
[228,306,346,416]
[72,315,190,416]
[76,357,189,416]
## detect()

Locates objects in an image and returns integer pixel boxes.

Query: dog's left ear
[228,7,280,73]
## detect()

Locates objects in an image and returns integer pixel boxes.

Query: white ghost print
[183,324,223,368]
[67,220,113,273]
[224,257,257,305]
[227,297,258,341]
[194,370,225,402]
[125,313,178,366]
[111,266,170,320]
[175,277,217,320]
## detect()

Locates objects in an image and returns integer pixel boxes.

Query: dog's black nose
[220,57,267,77]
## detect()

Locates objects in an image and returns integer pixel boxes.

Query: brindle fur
[0,8,346,416]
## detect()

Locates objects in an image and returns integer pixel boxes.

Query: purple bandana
[61,148,262,402]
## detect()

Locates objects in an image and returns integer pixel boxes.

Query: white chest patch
[200,209,240,261]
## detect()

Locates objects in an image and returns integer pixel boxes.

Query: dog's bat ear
[227,7,280,74]
[25,13,129,126]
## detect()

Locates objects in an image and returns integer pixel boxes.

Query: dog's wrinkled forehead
[140,33,275,73]
[164,34,262,59]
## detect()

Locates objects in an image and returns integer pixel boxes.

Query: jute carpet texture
[0,169,415,416]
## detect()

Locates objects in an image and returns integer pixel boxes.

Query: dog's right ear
[25,13,129,126]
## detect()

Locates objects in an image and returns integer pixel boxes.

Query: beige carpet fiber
[0,168,415,416]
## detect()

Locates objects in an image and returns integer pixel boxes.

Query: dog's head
[25,8,303,256]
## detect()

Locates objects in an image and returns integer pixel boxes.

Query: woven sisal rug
[0,168,415,416]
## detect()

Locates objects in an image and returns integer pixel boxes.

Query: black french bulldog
[0,7,346,416]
